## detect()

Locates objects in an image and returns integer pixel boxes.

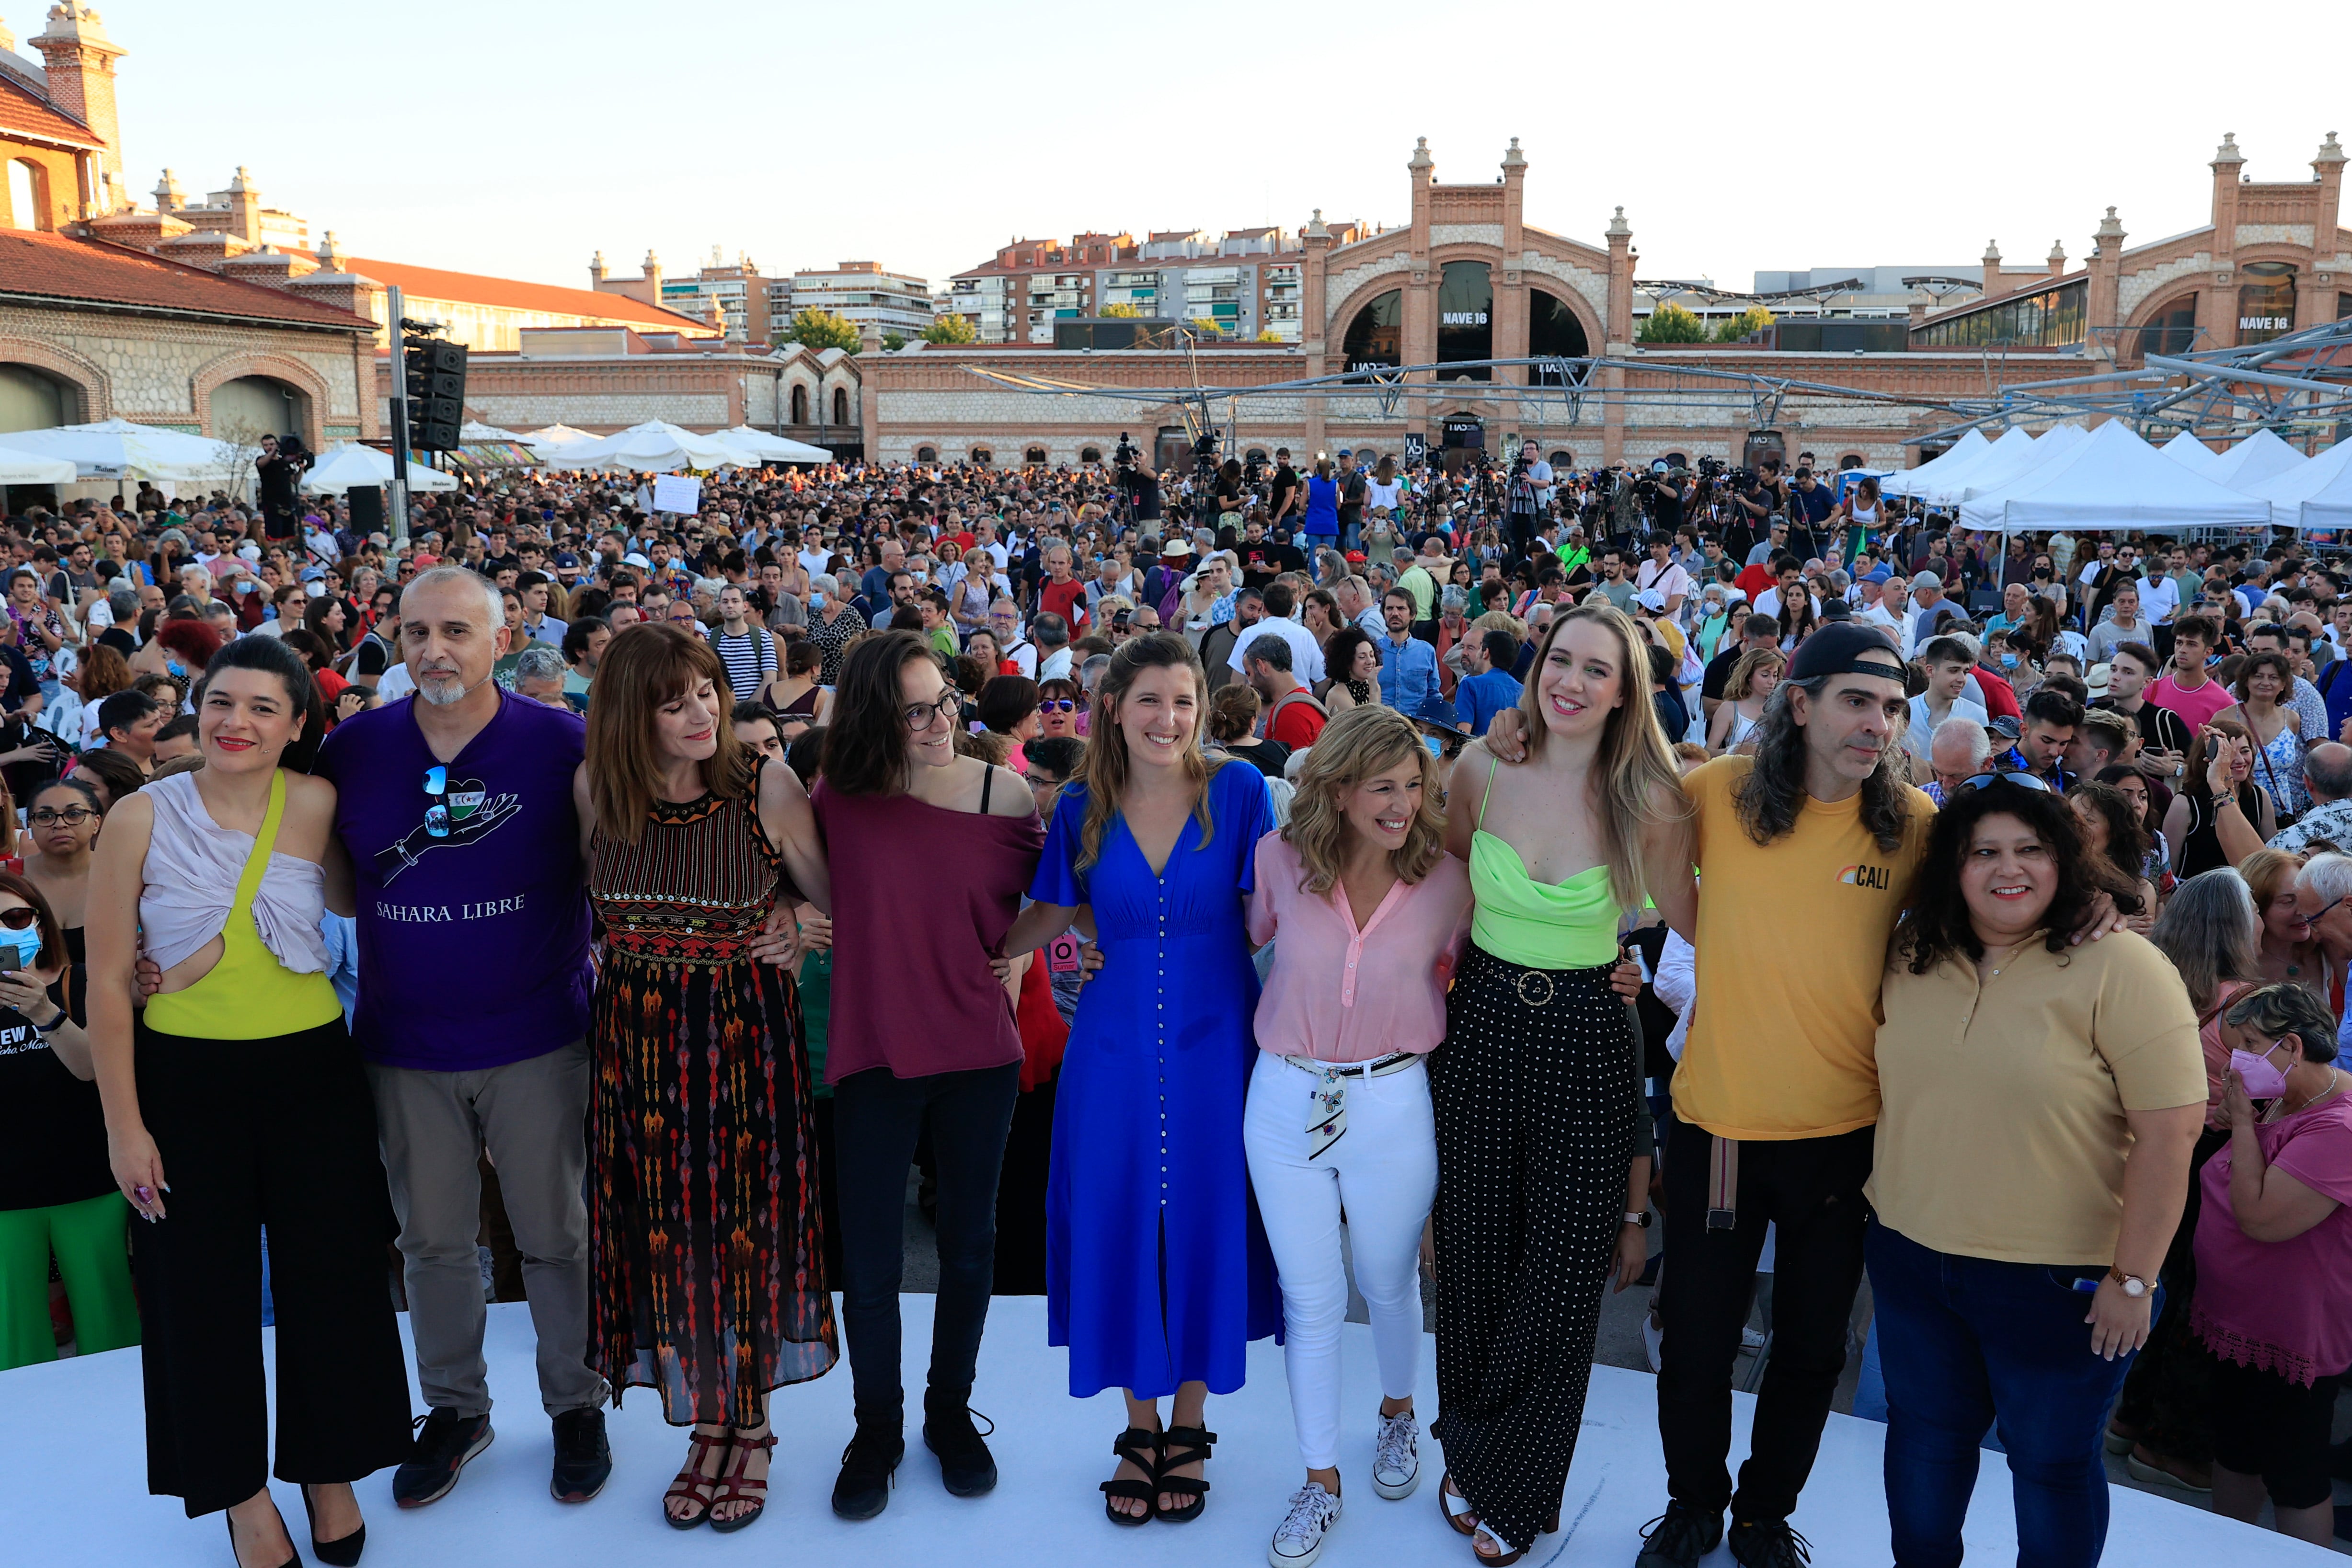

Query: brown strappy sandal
[709,1429,777,1534]
[664,1427,729,1530]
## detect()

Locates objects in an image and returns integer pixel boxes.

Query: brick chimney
[32,2,127,212]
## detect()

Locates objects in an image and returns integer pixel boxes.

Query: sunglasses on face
[0,905,37,930]
[1039,698,1078,713]
[1955,771,2053,795]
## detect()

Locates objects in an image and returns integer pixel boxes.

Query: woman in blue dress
[1003,632,1281,1527]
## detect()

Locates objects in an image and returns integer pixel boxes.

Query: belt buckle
[1514,969,1556,1007]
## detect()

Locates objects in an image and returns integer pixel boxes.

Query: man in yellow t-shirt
[1640,622,1933,1568]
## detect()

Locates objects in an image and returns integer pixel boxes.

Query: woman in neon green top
[1430,602,1690,1565]
[88,635,410,1568]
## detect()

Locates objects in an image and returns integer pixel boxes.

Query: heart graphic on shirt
[444,778,487,822]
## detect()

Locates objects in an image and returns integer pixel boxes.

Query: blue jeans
[1867,1220,2145,1568]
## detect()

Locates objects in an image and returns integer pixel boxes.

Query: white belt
[1275,1051,1422,1159]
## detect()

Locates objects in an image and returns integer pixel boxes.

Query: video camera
[1113,432,1139,470]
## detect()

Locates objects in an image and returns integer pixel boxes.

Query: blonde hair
[1471,607,1526,642]
[1513,600,1690,910]
[1283,706,1446,897]
[1725,645,1786,701]
[1071,633,1221,871]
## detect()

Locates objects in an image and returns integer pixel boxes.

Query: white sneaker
[1372,1409,1421,1499]
[1642,1311,1664,1373]
[1269,1482,1341,1568]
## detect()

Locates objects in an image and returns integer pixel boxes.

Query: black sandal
[1154,1425,1216,1524]
[1101,1426,1160,1526]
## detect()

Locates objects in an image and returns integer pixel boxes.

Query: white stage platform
[0,1297,2326,1566]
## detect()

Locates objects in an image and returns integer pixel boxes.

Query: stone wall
[0,300,372,443]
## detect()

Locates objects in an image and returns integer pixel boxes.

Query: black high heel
[302,1484,366,1567]
[225,1509,301,1568]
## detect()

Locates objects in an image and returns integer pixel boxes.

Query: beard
[415,670,470,706]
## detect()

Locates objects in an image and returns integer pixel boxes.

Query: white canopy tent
[458,420,526,442]
[2160,431,2217,472]
[2203,428,2308,491]
[2246,439,2352,532]
[1955,419,2275,533]
[721,425,832,463]
[519,424,600,463]
[0,417,250,484]
[1939,423,2087,505]
[1879,428,1991,499]
[300,443,459,494]
[0,446,78,485]
[543,421,756,473]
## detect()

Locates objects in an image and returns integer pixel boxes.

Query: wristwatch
[2107,1266,2150,1298]
[1623,1210,1652,1230]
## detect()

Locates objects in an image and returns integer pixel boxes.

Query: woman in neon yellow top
[88,635,410,1568]
[1430,602,1690,1566]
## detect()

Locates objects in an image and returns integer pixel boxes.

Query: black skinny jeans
[1655,1123,1873,1524]
[831,1061,1020,1431]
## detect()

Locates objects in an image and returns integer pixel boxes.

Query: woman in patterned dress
[576,623,838,1533]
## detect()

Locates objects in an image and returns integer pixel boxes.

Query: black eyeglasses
[424,766,450,838]
[1955,771,2053,794]
[27,807,96,827]
[902,693,960,730]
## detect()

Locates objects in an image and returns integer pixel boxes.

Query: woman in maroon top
[809,629,1044,1522]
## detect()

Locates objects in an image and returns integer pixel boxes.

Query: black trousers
[135,1020,412,1517]
[831,1061,1020,1430]
[1655,1123,1872,1523]
[993,1070,1059,1296]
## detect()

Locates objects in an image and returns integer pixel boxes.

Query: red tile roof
[0,229,372,329]
[345,256,714,334]
[0,74,103,150]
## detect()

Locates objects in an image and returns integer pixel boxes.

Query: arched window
[2237,263,2297,345]
[0,363,69,431]
[6,159,45,232]
[1355,449,1380,466]
[1342,289,1403,375]
[1529,291,1590,386]
[1435,262,1493,380]
[1662,451,1688,469]
[209,375,302,446]
[1080,446,1103,463]
[833,387,849,424]
[790,384,808,424]
[1244,447,1268,462]
[1024,446,1047,465]
[915,445,938,464]
[971,447,993,465]
[1548,449,1574,469]
[1838,453,1866,471]
[2138,296,2199,358]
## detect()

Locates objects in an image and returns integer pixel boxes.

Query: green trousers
[0,1190,140,1369]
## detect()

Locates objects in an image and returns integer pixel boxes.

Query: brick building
[870,135,2352,474]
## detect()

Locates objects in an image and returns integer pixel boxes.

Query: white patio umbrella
[459,420,526,442]
[721,425,833,463]
[553,421,754,473]
[300,443,458,494]
[0,417,248,483]
[520,424,601,464]
[0,445,78,485]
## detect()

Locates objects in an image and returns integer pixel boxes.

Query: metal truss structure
[1635,277,1869,308]
[964,314,2352,459]
[1908,315,2352,446]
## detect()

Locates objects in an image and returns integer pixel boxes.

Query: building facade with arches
[862,135,2352,476]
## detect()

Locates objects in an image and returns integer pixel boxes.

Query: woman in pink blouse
[1243,705,1471,1568]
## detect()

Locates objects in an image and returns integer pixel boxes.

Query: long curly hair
[1282,705,1445,897]
[1892,778,2137,974]
[1069,633,1221,872]
[1733,673,1914,852]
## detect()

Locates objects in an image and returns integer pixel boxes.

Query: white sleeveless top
[137,771,329,975]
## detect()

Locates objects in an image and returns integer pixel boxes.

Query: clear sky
[64,0,2347,298]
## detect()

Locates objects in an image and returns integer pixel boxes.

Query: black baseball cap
[1788,622,1903,683]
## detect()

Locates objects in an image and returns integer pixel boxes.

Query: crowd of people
[3,435,2351,1568]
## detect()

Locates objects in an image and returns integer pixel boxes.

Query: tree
[1713,306,1775,344]
[1099,302,1143,319]
[784,308,861,353]
[1256,328,1284,342]
[1186,316,1226,338]
[1637,303,1709,344]
[881,331,907,352]
[921,312,977,344]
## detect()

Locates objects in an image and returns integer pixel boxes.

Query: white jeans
[1244,1050,1438,1471]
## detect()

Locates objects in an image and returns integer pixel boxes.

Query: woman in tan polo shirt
[1867,773,2207,1568]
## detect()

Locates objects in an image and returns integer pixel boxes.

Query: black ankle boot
[832,1421,905,1521]
[922,1395,998,1498]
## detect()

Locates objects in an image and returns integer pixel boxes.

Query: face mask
[0,925,39,972]
[2232,1042,2290,1100]
[234,579,255,595]
[2000,653,2018,671]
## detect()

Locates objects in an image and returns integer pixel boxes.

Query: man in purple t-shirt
[313,566,609,1508]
